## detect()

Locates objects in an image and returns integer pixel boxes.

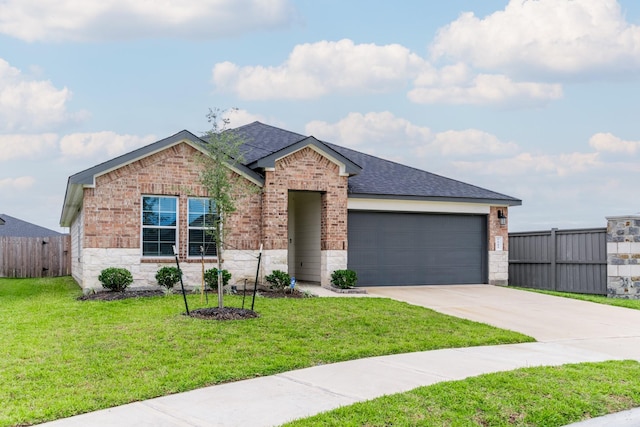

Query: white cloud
[0,176,36,190]
[306,111,516,159]
[214,40,562,106]
[430,130,519,157]
[223,109,265,128]
[0,133,58,161]
[409,66,563,107]
[0,59,83,131]
[431,0,640,77]
[589,132,640,154]
[59,131,156,159]
[307,111,431,146]
[0,0,295,42]
[452,152,602,177]
[213,39,426,100]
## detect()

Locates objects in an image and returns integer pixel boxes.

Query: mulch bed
[77,288,313,320]
[77,287,311,302]
[240,288,309,299]
[77,290,165,301]
[188,307,259,320]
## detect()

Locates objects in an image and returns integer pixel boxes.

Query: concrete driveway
[367,285,640,359]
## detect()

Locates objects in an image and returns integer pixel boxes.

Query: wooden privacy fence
[508,228,607,295]
[0,235,71,278]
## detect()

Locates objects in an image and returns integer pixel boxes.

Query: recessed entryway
[288,191,321,283]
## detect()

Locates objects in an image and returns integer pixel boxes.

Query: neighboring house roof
[60,121,521,227]
[0,214,64,237]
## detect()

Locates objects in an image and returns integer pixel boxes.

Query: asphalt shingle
[233,122,520,204]
[0,214,64,237]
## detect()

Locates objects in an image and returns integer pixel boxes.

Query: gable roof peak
[247,134,362,176]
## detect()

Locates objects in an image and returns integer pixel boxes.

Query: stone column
[606,215,640,299]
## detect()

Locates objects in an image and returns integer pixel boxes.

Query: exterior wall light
[497,209,507,226]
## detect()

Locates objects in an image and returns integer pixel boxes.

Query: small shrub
[98,267,133,292]
[155,266,182,290]
[204,268,232,290]
[265,270,290,290]
[331,269,358,289]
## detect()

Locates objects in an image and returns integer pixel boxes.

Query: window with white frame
[188,198,217,257]
[141,196,177,256]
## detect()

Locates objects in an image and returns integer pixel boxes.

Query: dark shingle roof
[0,214,64,237]
[61,121,521,227]
[232,121,308,164]
[326,142,518,203]
[235,122,521,205]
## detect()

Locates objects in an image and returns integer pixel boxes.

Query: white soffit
[347,198,491,214]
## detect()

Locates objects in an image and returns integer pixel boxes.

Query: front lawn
[1,277,532,426]
[285,360,640,426]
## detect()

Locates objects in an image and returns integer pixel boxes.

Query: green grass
[517,287,640,310]
[285,360,640,427]
[0,277,532,427]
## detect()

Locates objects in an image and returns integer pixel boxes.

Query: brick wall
[488,206,509,286]
[78,141,350,288]
[488,206,509,251]
[83,142,262,258]
[261,147,348,251]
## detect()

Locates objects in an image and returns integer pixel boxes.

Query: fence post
[550,228,558,291]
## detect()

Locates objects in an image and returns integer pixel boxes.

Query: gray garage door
[348,211,487,286]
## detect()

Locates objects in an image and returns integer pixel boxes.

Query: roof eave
[60,181,84,227]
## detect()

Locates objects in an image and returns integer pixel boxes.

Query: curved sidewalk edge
[564,407,640,426]
[37,341,629,427]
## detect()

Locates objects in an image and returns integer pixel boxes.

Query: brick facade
[488,206,509,251]
[85,143,200,251]
[261,147,348,252]
[75,141,350,289]
[82,143,262,256]
[71,139,508,290]
[488,206,509,286]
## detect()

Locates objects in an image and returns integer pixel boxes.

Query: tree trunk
[216,221,224,309]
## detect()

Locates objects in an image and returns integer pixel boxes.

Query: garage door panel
[348,211,487,286]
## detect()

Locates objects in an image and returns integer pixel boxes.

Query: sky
[1,0,640,233]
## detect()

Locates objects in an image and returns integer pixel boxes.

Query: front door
[288,191,321,283]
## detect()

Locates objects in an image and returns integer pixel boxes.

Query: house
[0,214,64,237]
[60,122,521,290]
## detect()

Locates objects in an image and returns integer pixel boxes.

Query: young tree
[198,108,254,309]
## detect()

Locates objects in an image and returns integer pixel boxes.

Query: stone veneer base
[607,216,640,299]
[77,248,348,291]
[489,250,508,286]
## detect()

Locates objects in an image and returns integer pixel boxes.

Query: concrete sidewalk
[38,285,640,426]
